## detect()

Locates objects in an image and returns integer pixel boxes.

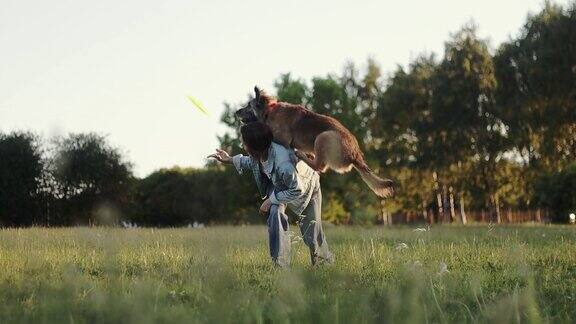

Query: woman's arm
[268,162,303,204]
[208,149,255,174]
[231,154,255,175]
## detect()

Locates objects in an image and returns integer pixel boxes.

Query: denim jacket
[232,142,319,215]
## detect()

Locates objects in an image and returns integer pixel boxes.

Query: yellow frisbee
[187,96,210,116]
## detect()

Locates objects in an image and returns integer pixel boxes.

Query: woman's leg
[267,203,291,267]
[299,185,334,265]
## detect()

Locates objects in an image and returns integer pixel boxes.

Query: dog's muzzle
[235,107,258,124]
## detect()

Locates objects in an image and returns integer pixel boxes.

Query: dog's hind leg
[296,131,342,173]
[296,151,327,172]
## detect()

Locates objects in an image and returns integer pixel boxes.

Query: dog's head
[235,86,274,124]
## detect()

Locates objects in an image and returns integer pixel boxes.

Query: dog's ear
[254,86,261,103]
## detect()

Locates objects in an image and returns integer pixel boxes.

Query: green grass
[0,225,575,323]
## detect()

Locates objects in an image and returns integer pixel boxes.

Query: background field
[0,225,574,323]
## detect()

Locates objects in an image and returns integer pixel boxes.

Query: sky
[1,0,571,177]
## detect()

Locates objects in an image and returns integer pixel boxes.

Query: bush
[534,163,576,222]
[130,166,261,226]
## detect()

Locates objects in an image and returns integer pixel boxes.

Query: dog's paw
[294,150,307,160]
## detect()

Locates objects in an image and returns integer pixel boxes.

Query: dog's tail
[353,158,395,199]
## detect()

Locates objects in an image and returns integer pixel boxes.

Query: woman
[208,122,333,267]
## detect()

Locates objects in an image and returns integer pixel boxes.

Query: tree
[50,133,133,225]
[0,131,44,226]
[494,2,576,173]
[376,55,437,168]
[274,73,310,105]
[430,24,507,220]
[359,58,383,151]
[534,163,576,222]
[375,55,438,217]
[311,72,366,143]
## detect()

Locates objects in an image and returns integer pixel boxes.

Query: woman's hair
[240,122,273,159]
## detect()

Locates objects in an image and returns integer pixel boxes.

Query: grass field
[0,225,575,323]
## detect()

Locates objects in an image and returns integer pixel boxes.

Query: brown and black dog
[236,87,394,198]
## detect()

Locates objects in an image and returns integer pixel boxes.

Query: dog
[235,86,394,198]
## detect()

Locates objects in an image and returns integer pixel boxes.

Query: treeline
[217,2,576,224]
[0,132,130,226]
[1,2,575,226]
[0,131,264,226]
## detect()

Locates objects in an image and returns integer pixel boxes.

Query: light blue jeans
[267,185,334,267]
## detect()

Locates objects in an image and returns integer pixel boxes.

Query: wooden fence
[379,209,550,225]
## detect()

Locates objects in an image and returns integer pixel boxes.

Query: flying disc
[187,96,210,116]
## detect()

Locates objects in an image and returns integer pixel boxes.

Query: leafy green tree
[376,55,437,168]
[0,131,44,226]
[358,58,383,149]
[494,2,576,173]
[311,72,366,143]
[430,24,507,219]
[50,133,133,225]
[534,163,576,222]
[374,56,438,218]
[274,73,310,104]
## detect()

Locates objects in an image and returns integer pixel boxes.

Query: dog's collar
[263,101,278,121]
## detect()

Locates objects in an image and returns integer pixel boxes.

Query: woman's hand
[259,198,272,215]
[207,149,232,164]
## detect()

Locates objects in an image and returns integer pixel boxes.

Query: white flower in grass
[413,227,428,232]
[395,242,408,251]
[121,220,138,229]
[438,261,449,275]
[569,213,575,224]
[196,221,205,228]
